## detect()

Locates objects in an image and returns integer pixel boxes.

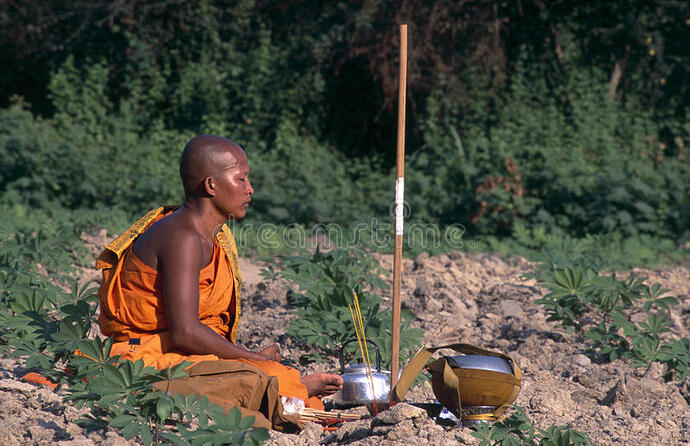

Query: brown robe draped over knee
[96,207,321,428]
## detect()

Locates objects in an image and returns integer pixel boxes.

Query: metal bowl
[446,355,514,375]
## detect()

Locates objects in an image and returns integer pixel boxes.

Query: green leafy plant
[533,260,688,378]
[67,340,268,445]
[0,218,99,380]
[471,406,593,446]
[264,246,423,366]
[534,267,594,331]
[162,403,269,446]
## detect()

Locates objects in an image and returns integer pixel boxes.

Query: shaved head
[179,135,246,198]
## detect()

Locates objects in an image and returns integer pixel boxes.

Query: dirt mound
[1,245,688,445]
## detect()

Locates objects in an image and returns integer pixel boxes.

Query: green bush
[531,258,689,379]
[409,44,690,240]
[1,13,688,263]
[0,101,187,213]
[263,246,423,366]
[248,119,390,225]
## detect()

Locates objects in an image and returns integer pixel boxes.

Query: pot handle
[339,339,381,373]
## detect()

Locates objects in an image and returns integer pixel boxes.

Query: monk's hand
[258,343,281,362]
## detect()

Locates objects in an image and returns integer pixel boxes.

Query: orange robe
[97,207,322,409]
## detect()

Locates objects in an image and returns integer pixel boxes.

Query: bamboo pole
[391,23,407,398]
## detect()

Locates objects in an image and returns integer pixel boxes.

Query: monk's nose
[246,179,254,195]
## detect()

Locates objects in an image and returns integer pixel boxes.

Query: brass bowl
[432,355,520,411]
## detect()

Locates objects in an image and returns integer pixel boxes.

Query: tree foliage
[0,0,688,245]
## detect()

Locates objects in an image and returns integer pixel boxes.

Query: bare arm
[159,230,278,362]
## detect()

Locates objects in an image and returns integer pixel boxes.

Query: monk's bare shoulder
[133,212,207,271]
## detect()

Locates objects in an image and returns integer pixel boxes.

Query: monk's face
[213,147,254,220]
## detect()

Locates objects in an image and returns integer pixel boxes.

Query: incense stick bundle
[298,408,364,424]
[302,408,363,420]
[348,304,368,374]
[353,293,374,375]
[349,290,378,414]
[349,304,375,392]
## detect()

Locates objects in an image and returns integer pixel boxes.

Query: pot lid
[344,361,368,373]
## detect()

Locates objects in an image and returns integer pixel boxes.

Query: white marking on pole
[395,177,405,235]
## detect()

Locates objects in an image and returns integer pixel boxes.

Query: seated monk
[96,135,343,419]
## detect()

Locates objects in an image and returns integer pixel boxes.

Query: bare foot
[301,373,344,398]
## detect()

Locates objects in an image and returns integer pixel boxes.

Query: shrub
[531,258,689,379]
[409,42,690,241]
[263,246,423,366]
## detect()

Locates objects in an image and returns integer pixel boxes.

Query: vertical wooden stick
[391,23,407,399]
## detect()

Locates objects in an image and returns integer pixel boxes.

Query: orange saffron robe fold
[97,207,322,409]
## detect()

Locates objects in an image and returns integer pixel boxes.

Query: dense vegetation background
[1,0,689,262]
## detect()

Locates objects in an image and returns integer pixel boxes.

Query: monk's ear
[203,176,216,197]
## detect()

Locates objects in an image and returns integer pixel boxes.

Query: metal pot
[331,339,391,408]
